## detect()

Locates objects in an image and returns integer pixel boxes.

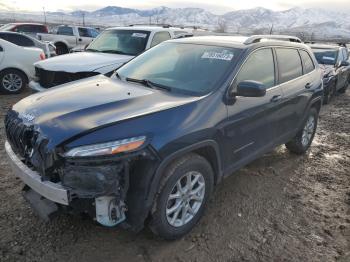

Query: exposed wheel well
[55,42,67,48]
[0,68,29,83]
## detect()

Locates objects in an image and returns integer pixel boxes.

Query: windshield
[312,48,338,65]
[86,29,150,56]
[117,42,241,96]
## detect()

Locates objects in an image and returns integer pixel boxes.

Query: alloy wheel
[2,73,22,92]
[166,171,205,227]
[302,115,315,146]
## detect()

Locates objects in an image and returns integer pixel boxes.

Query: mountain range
[0,5,349,39]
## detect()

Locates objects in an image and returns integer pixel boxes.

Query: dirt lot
[0,88,349,262]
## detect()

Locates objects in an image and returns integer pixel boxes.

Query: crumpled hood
[34,52,134,73]
[318,64,334,77]
[12,75,202,148]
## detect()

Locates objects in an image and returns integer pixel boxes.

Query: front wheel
[285,108,318,154]
[149,153,214,240]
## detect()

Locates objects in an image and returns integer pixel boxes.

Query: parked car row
[4,34,328,239]
[30,25,192,92]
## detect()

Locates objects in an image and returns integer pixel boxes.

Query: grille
[5,111,36,159]
[35,67,100,88]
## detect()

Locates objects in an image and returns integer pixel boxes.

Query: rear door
[57,26,77,48]
[77,27,95,47]
[273,47,316,140]
[224,48,283,169]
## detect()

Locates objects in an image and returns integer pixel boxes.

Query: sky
[0,0,349,14]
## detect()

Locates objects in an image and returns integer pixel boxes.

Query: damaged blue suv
[5,35,323,239]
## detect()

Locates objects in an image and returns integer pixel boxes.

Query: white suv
[30,25,192,92]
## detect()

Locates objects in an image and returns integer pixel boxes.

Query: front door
[223,48,283,171]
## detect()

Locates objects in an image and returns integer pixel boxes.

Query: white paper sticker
[132,33,147,38]
[323,56,335,61]
[201,51,234,61]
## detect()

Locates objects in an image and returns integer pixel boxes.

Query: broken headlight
[64,136,146,157]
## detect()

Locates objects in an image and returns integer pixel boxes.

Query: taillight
[40,53,46,60]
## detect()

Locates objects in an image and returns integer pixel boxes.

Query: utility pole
[43,7,46,25]
[82,13,85,26]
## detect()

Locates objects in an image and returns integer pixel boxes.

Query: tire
[0,69,27,94]
[323,88,331,105]
[285,108,318,155]
[55,43,68,55]
[149,153,214,240]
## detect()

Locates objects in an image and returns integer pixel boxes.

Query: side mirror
[340,60,349,67]
[234,80,266,97]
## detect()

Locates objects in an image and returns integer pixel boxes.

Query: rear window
[299,50,315,74]
[0,33,34,47]
[276,48,303,83]
[57,26,74,36]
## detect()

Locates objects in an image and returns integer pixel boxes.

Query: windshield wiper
[101,50,128,55]
[85,48,99,52]
[126,78,172,91]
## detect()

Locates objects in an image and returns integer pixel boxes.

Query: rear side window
[3,34,34,47]
[57,26,74,36]
[151,32,171,47]
[299,50,315,74]
[276,48,303,83]
[235,48,275,88]
[78,28,90,37]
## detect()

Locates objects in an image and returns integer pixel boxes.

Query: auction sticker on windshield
[201,51,234,61]
[132,33,147,38]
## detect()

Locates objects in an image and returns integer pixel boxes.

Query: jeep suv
[5,35,323,239]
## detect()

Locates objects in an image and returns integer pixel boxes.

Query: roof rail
[128,24,172,28]
[244,35,302,45]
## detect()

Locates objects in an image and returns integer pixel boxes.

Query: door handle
[78,38,82,42]
[305,83,312,89]
[270,95,282,102]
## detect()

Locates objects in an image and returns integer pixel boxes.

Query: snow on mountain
[0,6,349,39]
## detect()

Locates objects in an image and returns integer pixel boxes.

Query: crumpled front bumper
[5,141,70,205]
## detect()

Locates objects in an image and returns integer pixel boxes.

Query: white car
[0,39,45,94]
[30,25,192,92]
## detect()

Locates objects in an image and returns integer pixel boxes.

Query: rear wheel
[0,69,27,94]
[285,108,318,154]
[149,153,214,240]
[55,43,68,55]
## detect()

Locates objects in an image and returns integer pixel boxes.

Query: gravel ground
[0,88,349,262]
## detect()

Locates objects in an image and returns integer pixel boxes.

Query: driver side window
[235,48,275,89]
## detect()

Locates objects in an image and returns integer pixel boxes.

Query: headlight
[64,136,146,157]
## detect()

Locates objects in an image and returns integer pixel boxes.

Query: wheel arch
[146,140,223,205]
[0,67,29,83]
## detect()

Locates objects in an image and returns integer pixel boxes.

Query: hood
[12,75,202,148]
[318,64,334,77]
[34,52,134,73]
